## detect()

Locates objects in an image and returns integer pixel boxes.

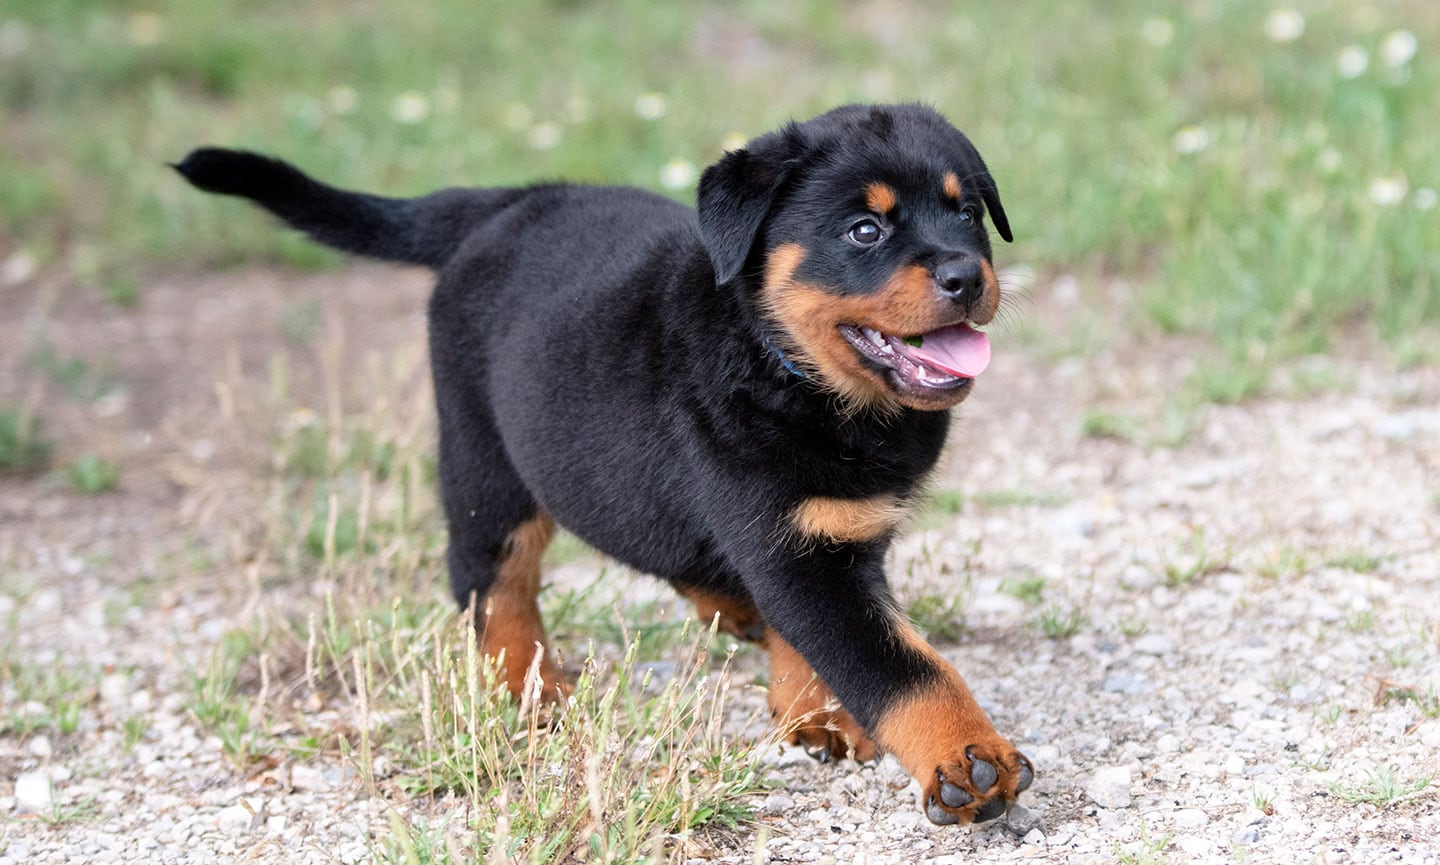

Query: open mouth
[839,322,991,393]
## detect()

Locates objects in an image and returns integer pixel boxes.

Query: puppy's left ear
[977,169,1013,244]
[955,134,1012,243]
[697,126,802,285]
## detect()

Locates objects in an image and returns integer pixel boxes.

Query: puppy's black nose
[933,258,983,305]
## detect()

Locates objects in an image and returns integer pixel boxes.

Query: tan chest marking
[791,494,907,543]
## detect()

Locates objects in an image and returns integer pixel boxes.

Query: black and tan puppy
[176,103,1032,825]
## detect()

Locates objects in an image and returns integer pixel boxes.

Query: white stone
[99,674,131,706]
[289,764,331,792]
[1085,765,1133,809]
[1172,808,1210,829]
[28,735,52,758]
[13,772,53,813]
[215,803,254,834]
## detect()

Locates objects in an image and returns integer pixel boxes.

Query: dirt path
[2,264,1438,864]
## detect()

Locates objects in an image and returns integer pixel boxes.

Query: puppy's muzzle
[933,257,985,311]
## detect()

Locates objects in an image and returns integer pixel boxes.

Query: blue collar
[763,336,808,380]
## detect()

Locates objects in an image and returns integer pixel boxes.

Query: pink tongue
[894,323,991,378]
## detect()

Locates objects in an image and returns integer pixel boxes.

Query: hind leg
[434,375,567,704]
[680,587,876,761]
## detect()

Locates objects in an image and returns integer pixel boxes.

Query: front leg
[728,508,1033,825]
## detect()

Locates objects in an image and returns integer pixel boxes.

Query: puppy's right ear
[696,126,802,285]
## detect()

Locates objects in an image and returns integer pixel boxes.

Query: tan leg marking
[874,623,1030,823]
[681,587,765,641]
[477,512,568,704]
[766,628,878,762]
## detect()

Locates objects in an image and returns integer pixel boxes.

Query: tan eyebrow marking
[864,182,898,214]
[942,172,963,201]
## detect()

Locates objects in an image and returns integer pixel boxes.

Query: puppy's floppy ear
[953,133,1013,244]
[696,126,803,285]
[977,169,1013,244]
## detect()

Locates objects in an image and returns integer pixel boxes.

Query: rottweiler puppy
[176,103,1033,825]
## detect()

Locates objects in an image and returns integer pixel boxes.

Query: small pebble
[215,803,254,834]
[1172,808,1209,829]
[13,772,53,813]
[1004,802,1044,836]
[1085,765,1133,809]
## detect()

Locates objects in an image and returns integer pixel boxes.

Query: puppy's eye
[847,219,885,246]
[958,207,977,224]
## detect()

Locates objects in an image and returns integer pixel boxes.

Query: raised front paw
[921,741,1034,825]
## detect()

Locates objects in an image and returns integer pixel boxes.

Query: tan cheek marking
[792,495,907,543]
[865,182,898,214]
[973,259,1001,324]
[942,172,962,201]
[762,243,976,412]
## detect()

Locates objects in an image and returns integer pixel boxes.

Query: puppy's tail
[173,148,482,269]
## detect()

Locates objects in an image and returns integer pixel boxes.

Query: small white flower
[1140,17,1174,48]
[526,122,562,151]
[125,12,165,46]
[1336,46,1368,79]
[1412,188,1437,211]
[327,86,358,115]
[720,132,748,153]
[660,159,698,190]
[1264,9,1305,43]
[634,92,667,121]
[1172,124,1209,155]
[390,92,430,125]
[502,103,533,132]
[1368,174,1408,206]
[1379,29,1417,68]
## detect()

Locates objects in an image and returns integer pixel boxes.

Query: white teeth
[864,327,886,347]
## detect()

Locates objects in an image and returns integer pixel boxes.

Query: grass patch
[907,593,968,643]
[67,453,122,494]
[1161,529,1231,587]
[972,489,1070,509]
[0,404,52,476]
[1328,766,1434,808]
[1036,603,1087,640]
[1081,411,1139,441]
[0,656,95,737]
[187,595,766,862]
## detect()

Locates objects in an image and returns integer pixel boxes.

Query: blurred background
[1,0,1436,366]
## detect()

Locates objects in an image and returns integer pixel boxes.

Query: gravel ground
[2,265,1438,863]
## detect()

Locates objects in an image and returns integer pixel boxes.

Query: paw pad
[939,779,973,808]
[966,746,997,792]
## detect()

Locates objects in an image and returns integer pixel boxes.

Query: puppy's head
[698,104,1012,413]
